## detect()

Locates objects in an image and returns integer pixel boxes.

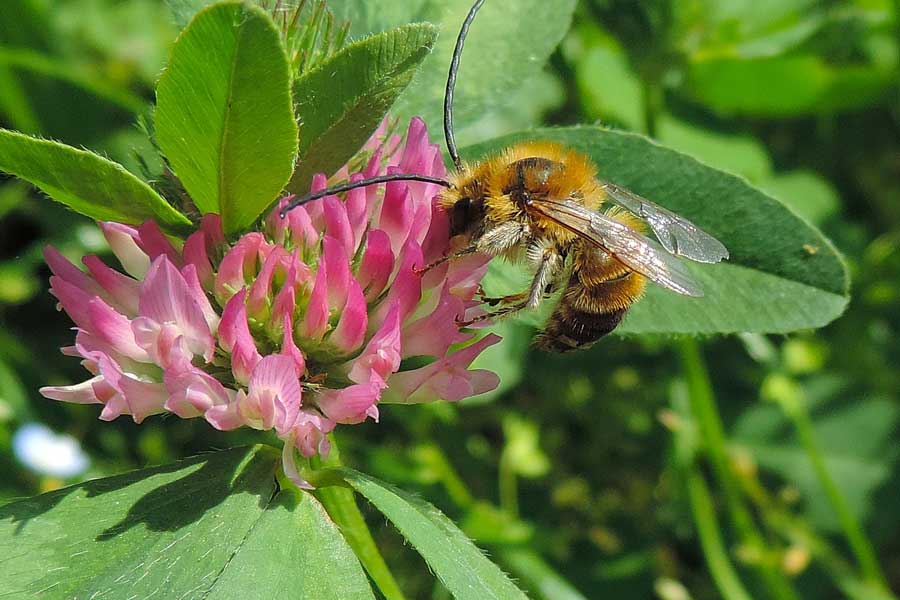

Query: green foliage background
[0,0,898,598]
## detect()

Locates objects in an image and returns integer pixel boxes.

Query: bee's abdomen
[534,301,628,352]
[535,254,646,352]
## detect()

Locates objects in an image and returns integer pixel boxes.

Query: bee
[282,0,728,352]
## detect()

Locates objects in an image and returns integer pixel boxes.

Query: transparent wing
[532,199,704,297]
[600,181,729,264]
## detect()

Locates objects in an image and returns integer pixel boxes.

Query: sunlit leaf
[289,23,437,194]
[336,468,529,600]
[0,446,374,599]
[155,2,298,235]
[0,129,193,234]
[759,170,841,225]
[464,127,849,335]
[327,0,577,145]
[324,0,428,39]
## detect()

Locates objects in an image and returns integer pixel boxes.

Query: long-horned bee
[283,0,728,352]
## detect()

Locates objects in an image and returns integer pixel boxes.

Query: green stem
[678,339,800,600]
[312,442,406,600]
[783,394,890,591]
[685,467,754,600]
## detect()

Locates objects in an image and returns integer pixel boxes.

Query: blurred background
[0,0,898,598]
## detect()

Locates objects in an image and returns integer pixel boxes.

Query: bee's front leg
[418,221,530,275]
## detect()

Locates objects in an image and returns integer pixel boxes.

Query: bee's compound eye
[450,197,472,234]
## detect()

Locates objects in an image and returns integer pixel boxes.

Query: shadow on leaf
[0,446,279,539]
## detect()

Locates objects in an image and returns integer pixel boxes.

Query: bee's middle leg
[465,245,564,324]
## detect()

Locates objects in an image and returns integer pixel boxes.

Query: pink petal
[87,298,148,361]
[137,221,182,267]
[131,318,191,370]
[373,239,423,325]
[40,377,103,405]
[98,222,150,278]
[378,178,413,255]
[182,264,219,334]
[218,290,262,385]
[303,174,328,230]
[200,213,225,249]
[139,257,214,362]
[329,278,368,353]
[94,353,167,423]
[266,197,292,244]
[44,246,98,294]
[398,117,430,172]
[447,252,491,299]
[357,229,394,301]
[348,302,402,384]
[323,195,354,258]
[182,230,214,290]
[287,206,319,248]
[245,354,302,434]
[280,434,313,489]
[247,246,290,320]
[214,232,266,303]
[281,314,305,375]
[316,378,383,424]
[345,175,369,253]
[364,146,384,178]
[205,400,245,431]
[385,334,502,404]
[322,236,351,311]
[48,275,93,329]
[83,255,140,316]
[270,271,297,334]
[299,258,329,340]
[75,330,144,372]
[164,365,232,418]
[420,197,450,267]
[401,286,469,358]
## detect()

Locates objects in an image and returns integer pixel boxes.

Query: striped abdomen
[535,241,646,353]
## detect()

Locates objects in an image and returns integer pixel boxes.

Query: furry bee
[283,0,728,352]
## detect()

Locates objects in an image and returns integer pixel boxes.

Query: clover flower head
[40,118,500,487]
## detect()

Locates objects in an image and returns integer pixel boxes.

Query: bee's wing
[599,181,729,264]
[532,199,704,297]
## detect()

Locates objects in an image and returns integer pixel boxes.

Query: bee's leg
[475,221,531,255]
[464,246,564,324]
[525,243,564,309]
[418,221,530,274]
[416,245,477,274]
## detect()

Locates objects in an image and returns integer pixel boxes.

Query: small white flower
[13,423,89,478]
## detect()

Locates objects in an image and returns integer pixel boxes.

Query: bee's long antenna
[444,0,485,172]
[279,173,452,217]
